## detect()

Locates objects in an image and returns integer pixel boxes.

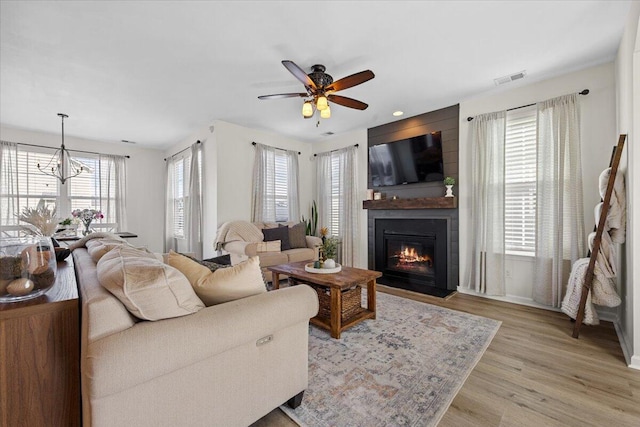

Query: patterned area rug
[281,291,501,427]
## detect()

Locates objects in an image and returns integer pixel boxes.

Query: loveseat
[73,239,318,427]
[216,221,323,283]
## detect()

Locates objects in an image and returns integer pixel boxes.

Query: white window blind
[505,106,537,255]
[329,154,341,236]
[0,148,59,225]
[172,154,191,239]
[1,145,125,229]
[274,151,289,222]
[68,155,117,222]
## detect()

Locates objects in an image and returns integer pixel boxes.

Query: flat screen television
[369,132,444,187]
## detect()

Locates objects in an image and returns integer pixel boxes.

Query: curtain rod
[164,140,201,161]
[14,142,130,158]
[466,89,589,122]
[313,144,359,157]
[251,141,300,155]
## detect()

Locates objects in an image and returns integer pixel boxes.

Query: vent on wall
[494,70,527,86]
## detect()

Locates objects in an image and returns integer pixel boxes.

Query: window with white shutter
[329,154,341,236]
[2,148,59,225]
[67,154,117,222]
[171,154,191,239]
[273,151,289,222]
[504,106,537,256]
[1,145,124,227]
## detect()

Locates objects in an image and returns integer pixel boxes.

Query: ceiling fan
[258,60,375,120]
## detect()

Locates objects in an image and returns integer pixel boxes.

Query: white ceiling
[0,1,632,149]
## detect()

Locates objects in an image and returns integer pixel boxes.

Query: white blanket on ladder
[562,258,599,325]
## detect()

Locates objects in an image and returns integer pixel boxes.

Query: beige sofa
[218,221,322,283]
[73,247,318,427]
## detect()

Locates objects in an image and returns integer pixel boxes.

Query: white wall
[614,3,640,369]
[0,125,166,252]
[165,120,312,259]
[458,63,617,310]
[310,130,369,268]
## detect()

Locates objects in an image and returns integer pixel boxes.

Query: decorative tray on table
[304,262,342,274]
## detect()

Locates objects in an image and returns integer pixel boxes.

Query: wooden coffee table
[268,261,382,339]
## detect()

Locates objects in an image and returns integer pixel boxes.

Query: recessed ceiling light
[392,111,403,117]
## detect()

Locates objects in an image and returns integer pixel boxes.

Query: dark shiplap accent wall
[367,104,459,199]
[366,104,460,290]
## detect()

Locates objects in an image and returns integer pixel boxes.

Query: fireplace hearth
[374,218,453,297]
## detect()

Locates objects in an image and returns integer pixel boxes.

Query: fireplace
[374,218,450,297]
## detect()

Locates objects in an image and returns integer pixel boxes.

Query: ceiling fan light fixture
[320,105,331,119]
[316,95,328,111]
[302,101,314,118]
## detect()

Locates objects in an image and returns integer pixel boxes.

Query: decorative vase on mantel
[445,185,454,197]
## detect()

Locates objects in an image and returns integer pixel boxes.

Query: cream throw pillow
[97,246,204,320]
[167,251,266,306]
[256,240,281,252]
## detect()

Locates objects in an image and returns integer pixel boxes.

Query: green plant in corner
[444,176,455,186]
[302,200,318,236]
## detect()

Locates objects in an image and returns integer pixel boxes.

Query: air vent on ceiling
[121,139,136,144]
[494,70,527,86]
[322,132,335,136]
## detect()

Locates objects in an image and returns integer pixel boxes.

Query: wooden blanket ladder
[573,134,627,338]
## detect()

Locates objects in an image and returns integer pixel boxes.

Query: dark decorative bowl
[54,247,71,262]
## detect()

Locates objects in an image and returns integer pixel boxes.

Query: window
[329,154,341,236]
[251,144,299,223]
[504,106,537,255]
[4,149,59,225]
[68,154,117,220]
[273,151,289,222]
[170,154,191,239]
[0,144,125,228]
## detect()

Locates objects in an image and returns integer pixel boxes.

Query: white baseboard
[614,321,634,367]
[456,286,619,322]
[630,355,640,371]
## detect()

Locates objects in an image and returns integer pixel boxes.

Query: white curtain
[467,112,506,295]
[287,150,301,222]
[0,141,19,230]
[251,143,300,222]
[534,94,585,307]
[185,143,203,259]
[99,154,127,231]
[316,145,359,267]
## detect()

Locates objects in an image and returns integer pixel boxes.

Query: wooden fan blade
[258,93,307,100]
[328,94,369,110]
[282,60,316,90]
[326,70,374,92]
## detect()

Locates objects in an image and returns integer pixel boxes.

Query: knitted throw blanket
[214,221,263,251]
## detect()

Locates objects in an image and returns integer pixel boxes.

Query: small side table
[0,257,80,426]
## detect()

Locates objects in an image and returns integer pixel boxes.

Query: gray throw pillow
[263,226,291,251]
[287,222,307,249]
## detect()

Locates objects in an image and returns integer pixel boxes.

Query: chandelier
[37,113,84,184]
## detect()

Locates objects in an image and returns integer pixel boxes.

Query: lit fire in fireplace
[391,245,433,269]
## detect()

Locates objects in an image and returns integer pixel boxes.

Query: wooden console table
[0,258,80,427]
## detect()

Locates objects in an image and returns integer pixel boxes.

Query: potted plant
[322,236,340,268]
[443,176,455,197]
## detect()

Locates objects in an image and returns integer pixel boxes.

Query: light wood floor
[251,286,640,427]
